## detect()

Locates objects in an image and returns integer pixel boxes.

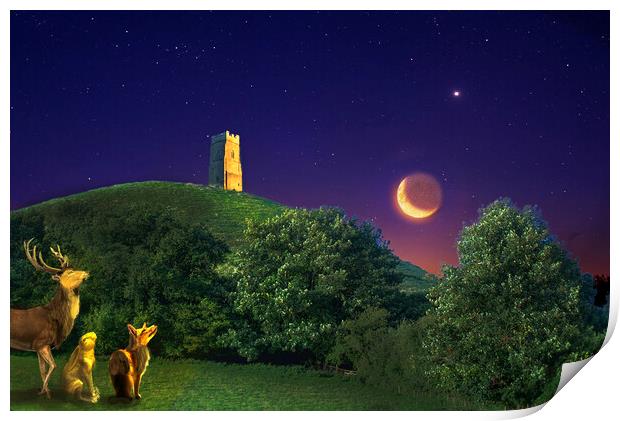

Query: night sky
[10,11,609,275]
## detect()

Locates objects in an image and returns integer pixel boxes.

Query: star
[452,90,461,97]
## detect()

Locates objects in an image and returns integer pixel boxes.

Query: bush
[11,205,232,358]
[424,199,601,408]
[169,299,231,359]
[223,207,403,362]
[328,307,433,394]
[328,307,444,395]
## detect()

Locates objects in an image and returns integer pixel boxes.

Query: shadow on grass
[10,387,141,410]
[11,388,74,409]
[106,396,138,406]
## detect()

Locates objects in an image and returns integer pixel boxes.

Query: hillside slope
[398,260,436,292]
[11,181,430,288]
[11,181,284,248]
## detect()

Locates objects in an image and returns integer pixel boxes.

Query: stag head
[23,238,89,290]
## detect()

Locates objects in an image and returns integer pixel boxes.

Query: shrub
[328,307,428,394]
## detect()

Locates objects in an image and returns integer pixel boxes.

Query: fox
[108,323,157,400]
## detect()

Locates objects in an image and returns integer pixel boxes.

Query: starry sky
[10,11,609,275]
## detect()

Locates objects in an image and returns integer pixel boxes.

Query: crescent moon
[396,178,439,219]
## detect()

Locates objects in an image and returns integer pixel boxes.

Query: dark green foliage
[424,199,602,408]
[223,207,403,361]
[328,309,439,395]
[383,289,430,324]
[580,273,609,334]
[11,197,230,358]
[170,299,232,359]
[328,308,407,392]
[10,213,51,308]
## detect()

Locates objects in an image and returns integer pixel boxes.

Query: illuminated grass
[10,355,486,411]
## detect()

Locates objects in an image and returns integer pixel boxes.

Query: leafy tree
[223,207,402,361]
[580,273,609,334]
[424,199,600,408]
[593,274,610,307]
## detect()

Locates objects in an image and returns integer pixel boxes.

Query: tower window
[231,150,235,159]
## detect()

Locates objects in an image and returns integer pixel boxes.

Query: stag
[10,239,89,398]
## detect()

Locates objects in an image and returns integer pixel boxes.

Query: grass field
[10,354,483,411]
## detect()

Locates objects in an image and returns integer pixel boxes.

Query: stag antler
[23,238,68,275]
[49,244,70,269]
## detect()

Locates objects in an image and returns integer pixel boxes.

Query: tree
[593,274,610,307]
[223,207,402,361]
[578,274,608,349]
[424,199,599,408]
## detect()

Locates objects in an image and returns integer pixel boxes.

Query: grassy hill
[11,181,431,288]
[11,181,284,248]
[398,261,437,292]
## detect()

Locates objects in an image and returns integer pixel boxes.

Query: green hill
[11,181,430,289]
[397,260,437,292]
[11,181,284,248]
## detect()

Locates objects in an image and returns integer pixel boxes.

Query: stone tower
[209,130,242,191]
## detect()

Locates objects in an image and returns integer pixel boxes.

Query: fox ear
[127,324,137,336]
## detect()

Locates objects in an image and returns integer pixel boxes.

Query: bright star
[453,90,461,97]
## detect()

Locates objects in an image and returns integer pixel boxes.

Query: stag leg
[37,353,46,384]
[37,346,56,399]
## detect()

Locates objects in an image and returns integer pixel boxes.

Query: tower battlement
[208,130,243,191]
[223,130,240,144]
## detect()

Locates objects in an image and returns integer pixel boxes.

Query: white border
[3,1,616,420]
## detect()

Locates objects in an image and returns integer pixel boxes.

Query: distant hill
[397,260,436,293]
[11,181,431,290]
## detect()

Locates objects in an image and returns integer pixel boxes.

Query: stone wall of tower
[208,130,242,191]
[208,133,225,187]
